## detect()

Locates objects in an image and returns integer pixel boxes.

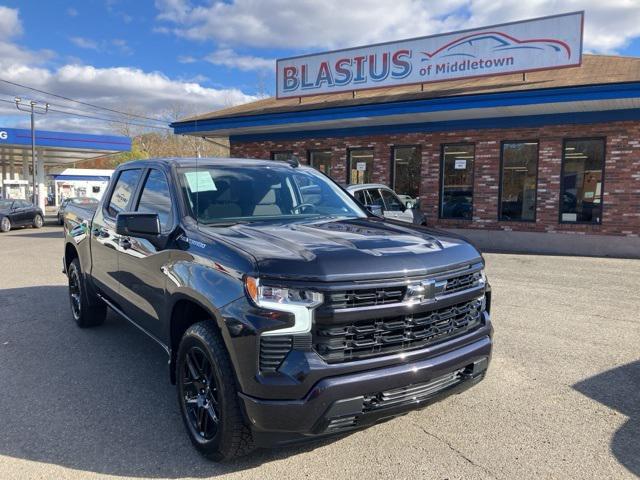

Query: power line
[0,77,169,124]
[0,96,170,130]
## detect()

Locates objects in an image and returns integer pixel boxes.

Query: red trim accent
[420,31,571,60]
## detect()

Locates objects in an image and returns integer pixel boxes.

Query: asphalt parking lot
[0,223,638,480]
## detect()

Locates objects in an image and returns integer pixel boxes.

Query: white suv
[346,184,425,225]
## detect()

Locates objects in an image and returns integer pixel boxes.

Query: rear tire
[68,258,106,327]
[176,321,254,461]
[0,217,10,232]
[33,214,44,228]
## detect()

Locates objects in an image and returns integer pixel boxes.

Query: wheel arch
[167,295,225,385]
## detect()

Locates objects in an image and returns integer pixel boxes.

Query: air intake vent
[259,336,292,373]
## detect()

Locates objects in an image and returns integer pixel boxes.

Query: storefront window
[499,141,538,221]
[392,146,420,201]
[440,144,474,219]
[309,150,333,177]
[560,139,605,224]
[271,151,294,161]
[348,149,374,184]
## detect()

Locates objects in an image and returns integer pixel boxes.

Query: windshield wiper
[201,220,250,227]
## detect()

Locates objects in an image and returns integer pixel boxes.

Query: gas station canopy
[0,127,131,166]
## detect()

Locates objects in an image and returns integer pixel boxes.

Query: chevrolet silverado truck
[62,158,492,461]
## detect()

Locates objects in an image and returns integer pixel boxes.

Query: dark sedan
[0,199,44,232]
[57,197,99,225]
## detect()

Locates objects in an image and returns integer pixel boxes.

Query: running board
[97,293,170,356]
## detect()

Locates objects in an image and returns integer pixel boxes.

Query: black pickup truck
[63,158,492,461]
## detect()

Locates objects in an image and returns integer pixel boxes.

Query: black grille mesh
[325,286,406,309]
[313,298,484,363]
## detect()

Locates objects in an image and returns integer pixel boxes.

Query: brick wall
[230,120,640,236]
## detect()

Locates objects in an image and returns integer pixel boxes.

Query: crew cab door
[91,168,143,300]
[117,168,176,339]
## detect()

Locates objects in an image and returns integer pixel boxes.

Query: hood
[200,217,482,282]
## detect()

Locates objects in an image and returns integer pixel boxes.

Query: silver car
[346,184,425,225]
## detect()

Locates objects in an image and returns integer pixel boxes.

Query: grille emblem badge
[405,279,447,303]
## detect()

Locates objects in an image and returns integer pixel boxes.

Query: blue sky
[1,0,639,133]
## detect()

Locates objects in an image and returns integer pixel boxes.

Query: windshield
[178,165,366,224]
[0,200,13,209]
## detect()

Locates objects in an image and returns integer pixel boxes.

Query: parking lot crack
[415,424,501,480]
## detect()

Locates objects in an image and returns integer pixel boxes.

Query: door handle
[119,237,132,250]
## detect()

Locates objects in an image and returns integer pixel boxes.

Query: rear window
[107,169,142,218]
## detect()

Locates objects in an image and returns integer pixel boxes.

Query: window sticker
[185,171,217,193]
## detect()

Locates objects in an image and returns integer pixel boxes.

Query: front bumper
[240,334,491,447]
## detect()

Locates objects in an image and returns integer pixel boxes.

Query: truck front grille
[326,286,406,309]
[443,271,483,294]
[313,298,484,363]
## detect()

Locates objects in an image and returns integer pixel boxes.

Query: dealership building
[172,14,640,257]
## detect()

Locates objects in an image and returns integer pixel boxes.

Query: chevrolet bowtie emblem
[405,279,447,303]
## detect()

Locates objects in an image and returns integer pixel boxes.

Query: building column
[36,155,46,211]
[1,156,5,199]
[22,157,28,180]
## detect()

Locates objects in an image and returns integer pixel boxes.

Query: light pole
[15,98,48,206]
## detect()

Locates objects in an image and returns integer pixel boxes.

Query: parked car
[57,197,99,225]
[63,158,492,461]
[346,183,425,225]
[0,199,44,232]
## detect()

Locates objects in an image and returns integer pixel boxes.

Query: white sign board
[454,159,467,170]
[356,162,367,172]
[276,12,583,98]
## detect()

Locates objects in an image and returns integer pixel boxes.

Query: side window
[367,189,385,208]
[107,169,142,218]
[354,190,369,205]
[380,189,405,212]
[136,169,174,232]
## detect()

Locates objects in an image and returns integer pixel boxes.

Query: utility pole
[15,98,49,206]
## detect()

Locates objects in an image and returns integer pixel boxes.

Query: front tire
[68,258,107,327]
[0,216,10,232]
[176,321,254,461]
[33,214,44,228]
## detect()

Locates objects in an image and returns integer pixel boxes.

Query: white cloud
[0,6,257,134]
[70,36,99,50]
[0,5,22,39]
[155,0,640,54]
[205,48,274,71]
[66,7,78,17]
[177,54,197,64]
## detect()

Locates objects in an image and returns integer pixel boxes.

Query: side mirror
[116,212,160,237]
[366,204,384,217]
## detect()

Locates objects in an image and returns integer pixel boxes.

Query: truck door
[117,168,175,339]
[91,168,143,301]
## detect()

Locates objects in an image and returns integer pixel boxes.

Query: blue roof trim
[0,127,131,151]
[172,82,640,135]
[229,108,640,142]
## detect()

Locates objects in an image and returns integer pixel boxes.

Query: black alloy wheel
[68,263,82,322]
[67,258,106,327]
[176,322,254,460]
[180,346,221,441]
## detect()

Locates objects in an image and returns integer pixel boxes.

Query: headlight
[244,276,323,335]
